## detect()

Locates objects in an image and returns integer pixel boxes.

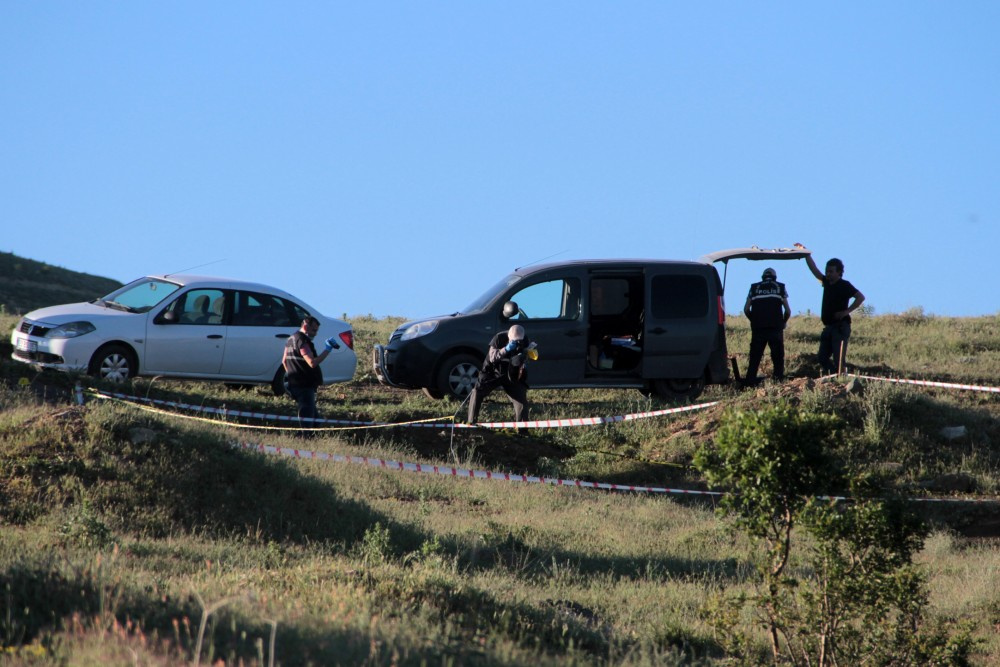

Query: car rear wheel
[652,376,705,402]
[435,353,481,400]
[89,344,137,383]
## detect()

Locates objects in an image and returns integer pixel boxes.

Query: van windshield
[462,274,523,314]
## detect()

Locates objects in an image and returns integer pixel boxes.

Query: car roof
[146,274,296,296]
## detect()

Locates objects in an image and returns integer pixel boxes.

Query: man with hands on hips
[282,316,339,429]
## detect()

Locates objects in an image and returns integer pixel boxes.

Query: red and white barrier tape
[847,374,1000,394]
[87,388,719,430]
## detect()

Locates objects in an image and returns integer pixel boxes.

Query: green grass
[2,309,1000,664]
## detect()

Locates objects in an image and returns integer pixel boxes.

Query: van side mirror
[502,301,520,320]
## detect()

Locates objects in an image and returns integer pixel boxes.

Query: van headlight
[400,320,439,341]
[47,321,96,339]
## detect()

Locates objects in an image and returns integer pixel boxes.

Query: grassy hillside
[2,304,1000,663]
[0,252,122,315]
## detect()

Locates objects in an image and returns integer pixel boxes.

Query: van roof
[513,258,709,276]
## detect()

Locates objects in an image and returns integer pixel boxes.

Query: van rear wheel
[652,377,705,402]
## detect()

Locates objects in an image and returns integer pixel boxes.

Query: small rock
[940,425,967,440]
[128,427,158,445]
[844,377,864,395]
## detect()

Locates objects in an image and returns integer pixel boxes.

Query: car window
[102,278,182,313]
[509,279,580,320]
[166,289,227,325]
[650,275,709,319]
[232,291,302,327]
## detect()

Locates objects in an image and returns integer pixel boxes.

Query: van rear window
[650,275,709,319]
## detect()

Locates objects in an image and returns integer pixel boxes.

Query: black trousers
[467,376,529,424]
[746,327,785,382]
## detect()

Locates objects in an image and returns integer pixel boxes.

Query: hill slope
[0,252,122,315]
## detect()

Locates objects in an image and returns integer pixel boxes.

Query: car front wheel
[89,344,137,383]
[435,353,481,400]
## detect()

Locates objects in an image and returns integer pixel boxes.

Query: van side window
[510,279,580,320]
[650,275,709,319]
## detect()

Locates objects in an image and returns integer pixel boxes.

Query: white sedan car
[10,274,356,394]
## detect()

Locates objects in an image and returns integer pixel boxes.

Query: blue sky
[3,3,998,320]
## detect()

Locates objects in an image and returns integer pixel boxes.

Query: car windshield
[462,274,523,314]
[97,277,182,313]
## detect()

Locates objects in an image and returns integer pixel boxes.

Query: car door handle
[649,327,666,335]
[275,333,290,339]
[207,334,224,339]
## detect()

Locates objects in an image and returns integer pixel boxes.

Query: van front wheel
[652,377,705,402]
[435,353,481,401]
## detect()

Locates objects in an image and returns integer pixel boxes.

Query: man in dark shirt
[798,245,866,375]
[282,316,339,430]
[743,267,791,384]
[467,324,533,428]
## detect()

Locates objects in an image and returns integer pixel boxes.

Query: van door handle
[649,327,666,335]
[207,334,224,339]
[275,333,290,339]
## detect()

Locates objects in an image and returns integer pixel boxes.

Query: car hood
[699,246,811,264]
[24,301,138,325]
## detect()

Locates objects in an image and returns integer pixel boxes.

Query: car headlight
[47,321,96,339]
[400,320,439,341]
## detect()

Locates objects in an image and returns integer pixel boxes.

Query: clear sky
[3,3,998,321]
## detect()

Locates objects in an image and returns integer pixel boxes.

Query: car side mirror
[157,310,177,324]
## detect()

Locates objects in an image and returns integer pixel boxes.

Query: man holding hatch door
[795,243,866,375]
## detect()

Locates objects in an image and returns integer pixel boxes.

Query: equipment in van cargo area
[373,247,809,401]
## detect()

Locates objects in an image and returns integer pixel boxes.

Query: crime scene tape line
[234,440,1000,503]
[85,388,719,430]
[232,440,724,496]
[847,374,1000,394]
[98,397,451,432]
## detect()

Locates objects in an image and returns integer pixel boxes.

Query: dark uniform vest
[284,331,323,388]
[747,280,788,329]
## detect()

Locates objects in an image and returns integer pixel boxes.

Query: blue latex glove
[324,336,340,352]
[504,340,519,354]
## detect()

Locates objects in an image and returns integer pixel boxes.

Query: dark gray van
[373,248,806,401]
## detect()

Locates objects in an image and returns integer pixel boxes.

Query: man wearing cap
[743,267,791,384]
[467,324,533,426]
